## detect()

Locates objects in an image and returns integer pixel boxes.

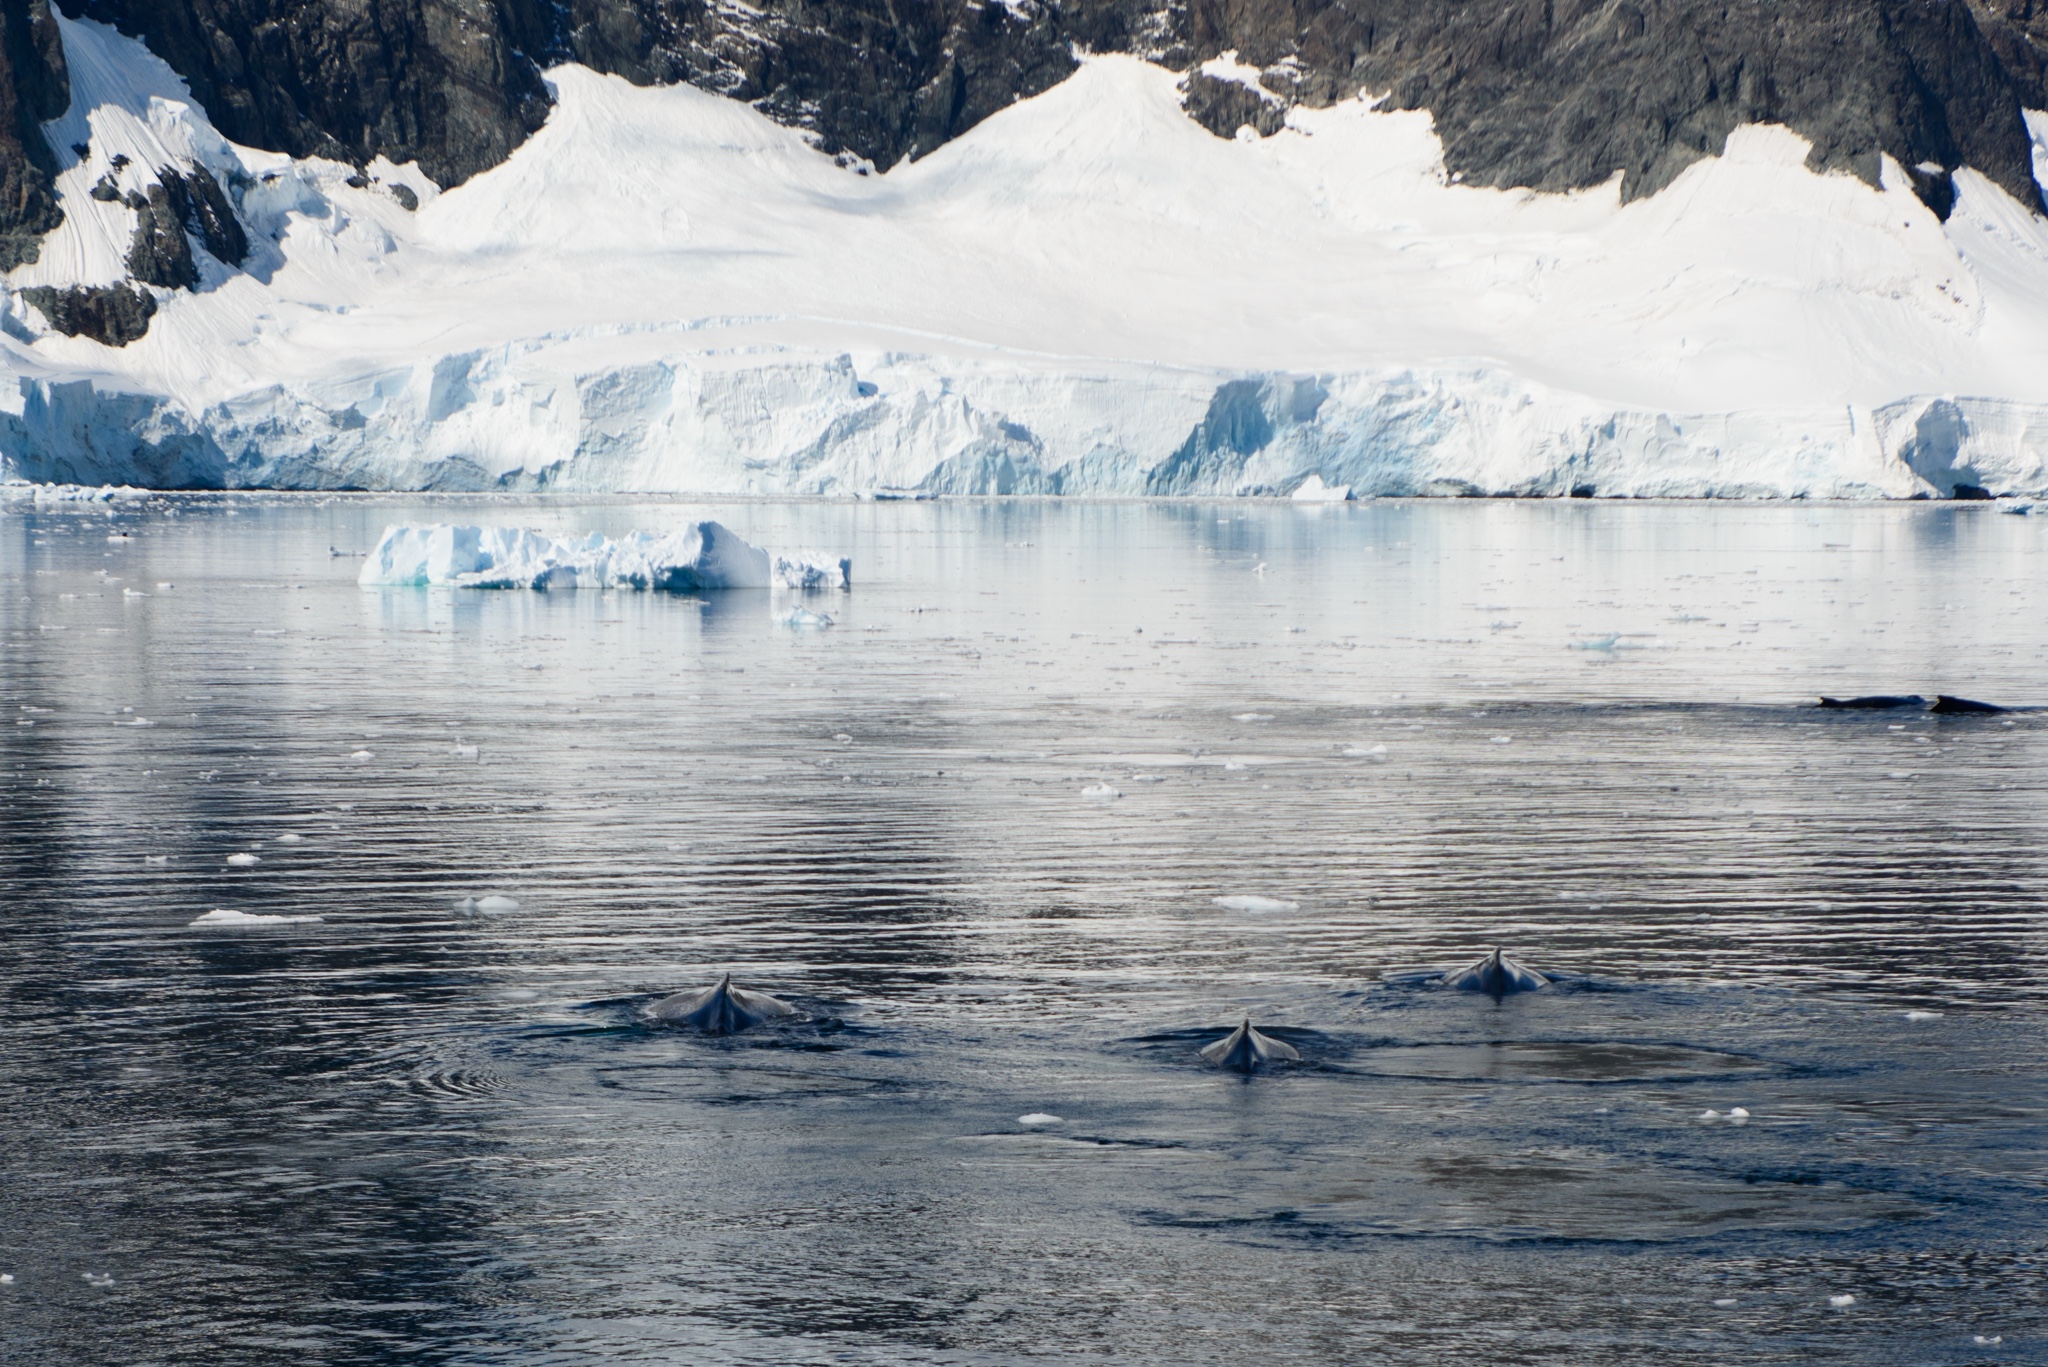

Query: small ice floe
[1829,1294,1856,1308]
[2000,500,2036,515]
[350,749,374,761]
[1713,1298,1738,1307]
[225,853,260,866]
[776,606,834,629]
[190,909,322,926]
[1343,743,1388,760]
[1904,1010,1943,1021]
[83,1272,114,1286]
[276,833,302,844]
[1977,1335,2004,1345]
[451,743,479,759]
[1491,735,1512,744]
[106,533,131,544]
[1081,783,1122,801]
[1230,712,1275,723]
[834,733,853,742]
[1698,1107,1751,1124]
[144,854,169,865]
[122,587,147,598]
[1017,1113,1063,1125]
[1213,895,1300,913]
[155,582,173,591]
[0,1272,12,1283]
[1290,473,1352,502]
[455,895,521,917]
[1571,633,1621,651]
[772,553,852,591]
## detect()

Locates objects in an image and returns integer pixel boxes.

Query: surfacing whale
[1199,1019,1301,1073]
[652,974,797,1033]
[1930,694,2007,714]
[1819,695,1924,710]
[1442,949,1550,998]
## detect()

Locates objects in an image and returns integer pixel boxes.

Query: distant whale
[1819,695,1924,710]
[652,974,797,1033]
[1930,695,2006,714]
[1199,1019,1301,1072]
[1442,949,1549,998]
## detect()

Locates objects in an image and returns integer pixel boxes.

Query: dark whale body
[1930,695,2006,715]
[652,974,797,1033]
[1199,1019,1300,1073]
[1819,695,1924,710]
[1442,949,1549,999]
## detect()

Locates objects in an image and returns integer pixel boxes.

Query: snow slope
[5,15,2048,496]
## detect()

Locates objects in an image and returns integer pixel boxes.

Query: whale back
[1442,949,1549,998]
[652,974,798,1033]
[1199,1019,1302,1073]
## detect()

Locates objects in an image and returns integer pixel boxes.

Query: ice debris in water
[83,1272,114,1287]
[191,909,323,926]
[1017,1113,1063,1125]
[455,895,521,917]
[225,852,260,866]
[1977,1335,2004,1345]
[776,606,834,629]
[1830,1294,1856,1308]
[1713,1298,1737,1307]
[452,742,479,759]
[0,1273,12,1283]
[1082,783,1122,801]
[1343,743,1388,760]
[1213,895,1300,913]
[144,854,169,865]
[358,522,848,592]
[1905,1010,1943,1021]
[351,749,374,761]
[1,481,149,504]
[276,833,302,844]
[1699,1107,1751,1124]
[1231,712,1275,722]
[1290,473,1352,502]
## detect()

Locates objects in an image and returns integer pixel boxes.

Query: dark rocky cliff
[2,0,2045,327]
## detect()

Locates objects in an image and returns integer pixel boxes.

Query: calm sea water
[2,495,2045,1365]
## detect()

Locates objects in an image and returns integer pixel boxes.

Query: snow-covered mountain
[5,12,2048,496]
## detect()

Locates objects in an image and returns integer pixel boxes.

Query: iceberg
[357,520,845,591]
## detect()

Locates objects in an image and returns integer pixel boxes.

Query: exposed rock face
[0,0,69,268]
[1180,68,1286,138]
[126,179,197,289]
[1187,0,2048,211]
[20,281,155,344]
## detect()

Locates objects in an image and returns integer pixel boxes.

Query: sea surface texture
[2,497,2045,1365]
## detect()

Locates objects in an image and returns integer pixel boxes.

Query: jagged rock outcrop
[20,281,155,344]
[1180,68,1286,138]
[0,0,69,268]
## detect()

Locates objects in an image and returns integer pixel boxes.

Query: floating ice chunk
[357,521,822,592]
[772,553,852,591]
[1017,1113,1063,1125]
[452,743,479,759]
[1977,1335,2004,1345]
[1713,1298,1737,1307]
[1231,712,1275,722]
[776,606,834,629]
[1829,1294,1856,1308]
[0,1273,12,1283]
[1081,783,1122,801]
[1699,1109,1722,1121]
[225,853,260,866]
[350,749,374,761]
[276,833,302,844]
[106,533,132,543]
[1728,1106,1751,1124]
[1291,474,1352,502]
[1343,743,1388,760]
[1904,1010,1943,1021]
[833,733,853,743]
[1491,735,1513,744]
[453,894,521,918]
[83,1272,114,1287]
[144,854,169,865]
[192,909,321,925]
[1213,895,1300,913]
[1572,634,1621,651]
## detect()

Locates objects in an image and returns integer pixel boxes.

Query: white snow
[190,908,321,925]
[4,16,2048,495]
[1290,473,1351,502]
[357,520,831,591]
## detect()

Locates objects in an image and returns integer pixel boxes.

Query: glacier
[360,521,848,591]
[5,16,2048,498]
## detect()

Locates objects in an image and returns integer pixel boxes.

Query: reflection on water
[2,496,2046,1365]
